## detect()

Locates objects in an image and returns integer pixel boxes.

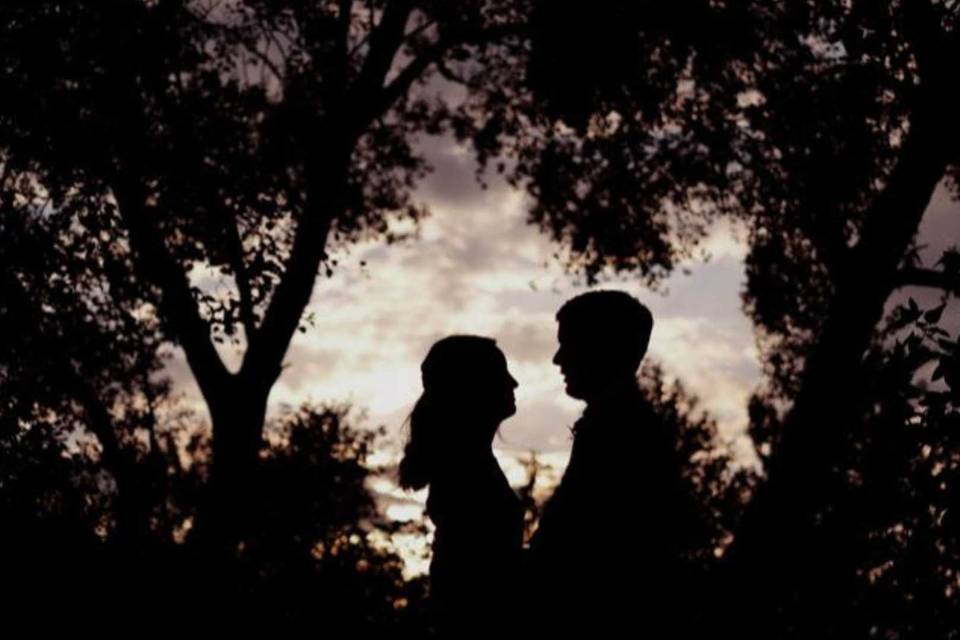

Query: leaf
[936,337,958,353]
[929,326,950,338]
[904,332,923,353]
[937,247,960,273]
[924,303,945,324]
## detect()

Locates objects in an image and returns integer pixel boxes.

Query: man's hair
[557,290,654,363]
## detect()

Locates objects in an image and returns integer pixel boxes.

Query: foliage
[0,402,430,632]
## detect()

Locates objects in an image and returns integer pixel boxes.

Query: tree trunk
[726,43,956,635]
[190,134,353,554]
[202,375,272,552]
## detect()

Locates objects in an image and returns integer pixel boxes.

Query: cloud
[167,138,904,463]
[167,199,765,459]
[413,134,514,213]
[269,211,762,456]
[153,139,960,496]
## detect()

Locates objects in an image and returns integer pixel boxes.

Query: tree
[488,0,960,633]
[0,399,431,632]
[4,1,956,630]
[637,362,754,564]
[705,5,959,632]
[0,176,171,549]
[844,299,960,638]
[0,0,537,550]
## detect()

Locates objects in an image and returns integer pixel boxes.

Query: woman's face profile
[423,337,518,447]
[491,350,519,422]
[462,348,518,430]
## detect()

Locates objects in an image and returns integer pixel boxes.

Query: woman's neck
[432,442,497,480]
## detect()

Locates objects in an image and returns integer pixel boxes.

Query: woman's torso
[425,454,524,628]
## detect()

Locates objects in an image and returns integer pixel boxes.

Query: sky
[163,131,959,576]
[166,132,960,462]
[175,133,763,454]
[161,12,960,472]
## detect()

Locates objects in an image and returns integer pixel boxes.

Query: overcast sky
[267,135,758,454]
[161,132,959,576]
[166,132,958,467]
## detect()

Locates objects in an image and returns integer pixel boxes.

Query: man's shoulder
[579,394,663,446]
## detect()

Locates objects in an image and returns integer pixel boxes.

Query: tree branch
[725,9,958,608]
[245,39,285,86]
[240,191,335,390]
[403,15,439,45]
[244,8,529,391]
[101,54,233,402]
[112,179,231,399]
[242,5,414,378]
[436,57,469,84]
[339,0,354,51]
[239,4,421,391]
[351,0,413,101]
[109,149,229,398]
[224,215,259,344]
[367,39,445,116]
[895,267,960,295]
[239,129,350,390]
[358,19,530,126]
[2,267,129,487]
[341,0,377,60]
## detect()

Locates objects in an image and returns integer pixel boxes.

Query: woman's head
[419,335,518,422]
[398,335,518,490]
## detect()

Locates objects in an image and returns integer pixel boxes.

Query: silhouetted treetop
[0,0,540,547]
[502,1,958,289]
[502,4,959,635]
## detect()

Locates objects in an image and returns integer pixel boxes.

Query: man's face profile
[553,319,611,401]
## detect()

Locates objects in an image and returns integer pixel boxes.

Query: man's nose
[552,350,561,366]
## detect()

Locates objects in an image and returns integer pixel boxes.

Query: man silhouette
[529,290,698,635]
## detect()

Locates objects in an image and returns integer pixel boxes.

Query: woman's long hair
[399,335,500,490]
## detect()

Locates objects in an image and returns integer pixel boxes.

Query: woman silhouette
[399,335,523,635]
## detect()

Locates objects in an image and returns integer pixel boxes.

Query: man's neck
[573,380,642,438]
[584,379,641,411]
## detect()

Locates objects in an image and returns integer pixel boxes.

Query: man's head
[553,290,653,402]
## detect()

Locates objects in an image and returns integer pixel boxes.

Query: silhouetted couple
[400,290,698,636]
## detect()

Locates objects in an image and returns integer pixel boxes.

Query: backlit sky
[168,134,760,460]
[162,132,958,576]
[170,134,960,464]
[166,133,959,467]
